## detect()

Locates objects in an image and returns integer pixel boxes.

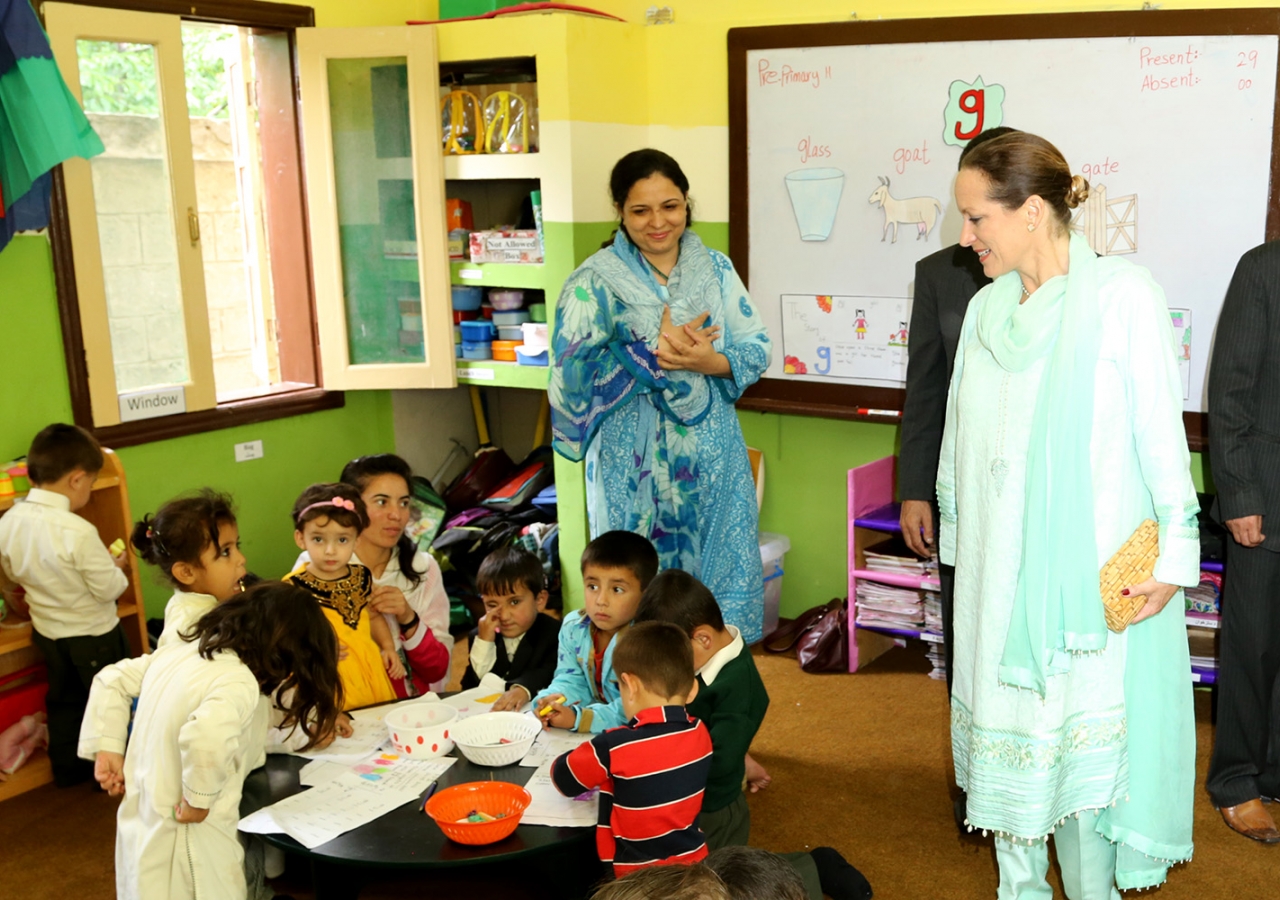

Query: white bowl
[385,701,459,758]
[450,711,542,767]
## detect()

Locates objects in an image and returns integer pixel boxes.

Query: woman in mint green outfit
[937,131,1200,898]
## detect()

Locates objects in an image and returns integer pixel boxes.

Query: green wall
[0,234,397,618]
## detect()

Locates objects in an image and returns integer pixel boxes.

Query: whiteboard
[742,30,1279,412]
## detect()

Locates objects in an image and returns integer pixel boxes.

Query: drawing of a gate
[1070,183,1138,255]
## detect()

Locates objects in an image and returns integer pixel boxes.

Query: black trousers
[940,562,956,698]
[31,623,131,787]
[1206,541,1280,806]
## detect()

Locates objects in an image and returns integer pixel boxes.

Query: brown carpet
[1,641,1276,899]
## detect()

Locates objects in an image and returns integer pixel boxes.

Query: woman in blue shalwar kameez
[549,149,772,643]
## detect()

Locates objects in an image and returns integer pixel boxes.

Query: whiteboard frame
[728,8,1280,450]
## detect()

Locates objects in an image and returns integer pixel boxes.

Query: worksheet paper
[438,672,533,719]
[290,695,440,766]
[240,755,456,849]
[518,728,594,768]
[520,760,597,828]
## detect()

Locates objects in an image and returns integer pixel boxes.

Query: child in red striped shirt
[551,621,712,877]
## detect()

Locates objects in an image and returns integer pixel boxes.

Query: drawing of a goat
[867,177,942,242]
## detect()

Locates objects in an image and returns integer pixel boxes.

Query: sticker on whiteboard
[458,367,495,380]
[784,168,845,241]
[943,75,1005,147]
[868,177,942,243]
[780,294,908,384]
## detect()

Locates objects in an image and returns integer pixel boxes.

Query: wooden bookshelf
[0,449,148,800]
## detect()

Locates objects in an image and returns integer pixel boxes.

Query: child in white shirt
[0,423,129,786]
[79,581,343,900]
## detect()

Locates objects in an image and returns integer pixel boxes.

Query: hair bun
[1066,175,1090,209]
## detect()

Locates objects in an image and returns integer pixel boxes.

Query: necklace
[1021,282,1031,299]
[643,253,675,282]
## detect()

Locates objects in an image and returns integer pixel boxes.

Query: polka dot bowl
[385,700,458,759]
[450,711,542,767]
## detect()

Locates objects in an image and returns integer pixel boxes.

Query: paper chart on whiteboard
[780,293,909,385]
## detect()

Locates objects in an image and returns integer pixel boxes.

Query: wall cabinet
[298,14,648,607]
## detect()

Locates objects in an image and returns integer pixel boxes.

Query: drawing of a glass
[785,168,845,241]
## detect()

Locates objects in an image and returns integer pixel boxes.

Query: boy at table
[462,545,561,710]
[636,570,872,900]
[551,621,712,876]
[535,531,658,733]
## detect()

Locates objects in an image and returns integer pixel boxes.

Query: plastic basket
[450,711,541,767]
[425,780,531,845]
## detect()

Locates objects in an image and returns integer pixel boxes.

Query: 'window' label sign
[118,386,186,423]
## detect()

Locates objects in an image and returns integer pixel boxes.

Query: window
[43,0,340,446]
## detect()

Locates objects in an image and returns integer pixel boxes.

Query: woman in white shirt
[339,454,454,693]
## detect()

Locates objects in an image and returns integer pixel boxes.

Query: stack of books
[862,537,938,580]
[853,581,926,630]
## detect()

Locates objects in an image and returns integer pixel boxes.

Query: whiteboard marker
[857,408,901,417]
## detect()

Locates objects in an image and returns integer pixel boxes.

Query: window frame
[43,0,343,449]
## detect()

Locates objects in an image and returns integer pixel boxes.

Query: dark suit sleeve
[460,627,480,690]
[899,257,950,501]
[1209,248,1271,521]
[507,615,561,698]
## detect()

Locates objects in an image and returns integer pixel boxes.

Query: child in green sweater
[636,570,872,900]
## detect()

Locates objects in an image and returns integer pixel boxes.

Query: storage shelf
[1185,610,1220,629]
[450,260,551,291]
[853,502,903,533]
[0,474,123,512]
[0,603,139,656]
[850,568,939,592]
[0,622,32,655]
[443,152,544,181]
[855,622,943,643]
[456,359,549,389]
[0,748,52,801]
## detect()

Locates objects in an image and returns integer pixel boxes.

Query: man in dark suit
[899,244,989,690]
[1206,241,1280,843]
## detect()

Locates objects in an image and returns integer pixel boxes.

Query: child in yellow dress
[286,483,405,709]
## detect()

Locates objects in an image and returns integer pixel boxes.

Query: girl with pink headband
[285,483,403,709]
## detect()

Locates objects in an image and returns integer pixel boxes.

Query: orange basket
[424,780,531,845]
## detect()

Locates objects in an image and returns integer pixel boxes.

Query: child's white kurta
[79,637,266,900]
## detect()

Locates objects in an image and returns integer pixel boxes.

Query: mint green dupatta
[977,233,1108,696]
[977,233,1195,885]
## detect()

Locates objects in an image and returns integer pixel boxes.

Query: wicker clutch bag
[1099,519,1160,632]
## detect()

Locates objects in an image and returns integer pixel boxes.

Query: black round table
[240,751,600,899]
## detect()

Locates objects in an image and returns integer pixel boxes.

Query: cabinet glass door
[298,27,454,390]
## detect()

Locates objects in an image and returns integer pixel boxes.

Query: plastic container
[758,532,791,641]
[528,303,547,323]
[520,322,548,350]
[456,343,463,358]
[462,341,492,360]
[491,310,529,327]
[491,340,520,362]
[5,464,28,494]
[480,304,494,320]
[488,289,525,310]
[516,347,548,366]
[459,320,495,342]
[385,700,458,758]
[425,781,530,845]
[452,309,478,325]
[496,325,524,342]
[451,285,483,311]
[0,472,12,497]
[450,711,541,766]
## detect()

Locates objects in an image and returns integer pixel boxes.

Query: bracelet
[398,612,420,636]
